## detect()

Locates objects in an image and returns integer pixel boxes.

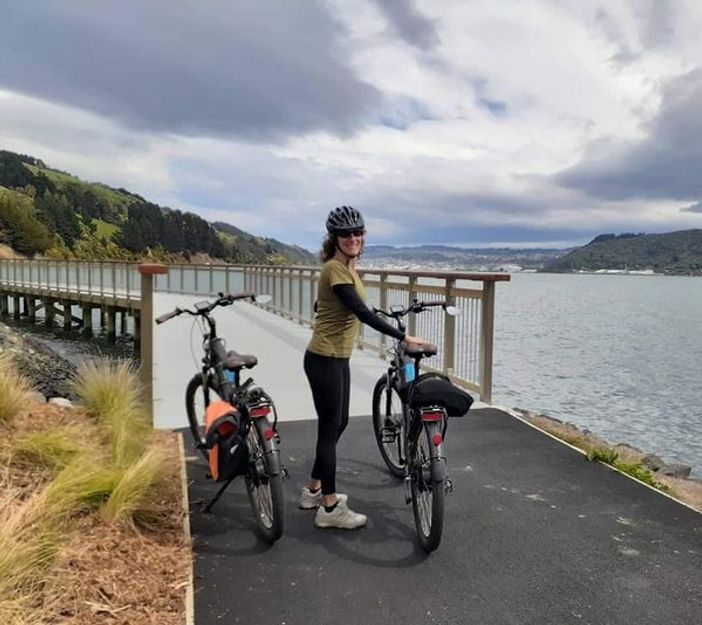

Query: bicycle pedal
[404,476,412,505]
[381,427,397,444]
[444,477,453,495]
[281,465,290,480]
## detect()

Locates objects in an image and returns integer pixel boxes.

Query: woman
[300,205,426,529]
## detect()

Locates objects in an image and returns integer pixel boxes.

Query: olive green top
[307,259,367,358]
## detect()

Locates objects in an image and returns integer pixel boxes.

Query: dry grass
[0,353,33,424]
[13,426,86,470]
[0,480,60,625]
[0,356,189,625]
[103,446,171,526]
[71,359,151,467]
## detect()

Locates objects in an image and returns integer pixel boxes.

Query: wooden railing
[159,264,510,402]
[0,260,510,403]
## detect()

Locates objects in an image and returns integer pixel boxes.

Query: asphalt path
[185,408,702,625]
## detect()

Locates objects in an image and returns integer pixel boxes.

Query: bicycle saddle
[224,350,258,370]
[405,342,438,357]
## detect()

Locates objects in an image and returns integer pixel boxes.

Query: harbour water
[490,273,702,476]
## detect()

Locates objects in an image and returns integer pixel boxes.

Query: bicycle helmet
[326,205,365,234]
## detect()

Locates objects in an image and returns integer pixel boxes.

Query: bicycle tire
[411,421,445,552]
[185,373,221,460]
[245,419,285,543]
[372,375,405,478]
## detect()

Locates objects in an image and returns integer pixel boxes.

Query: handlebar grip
[155,309,180,324]
[226,292,255,302]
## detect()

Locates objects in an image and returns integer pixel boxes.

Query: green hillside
[0,149,315,265]
[541,230,702,275]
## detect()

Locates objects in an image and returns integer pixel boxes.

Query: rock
[48,397,74,408]
[661,464,692,479]
[641,454,665,472]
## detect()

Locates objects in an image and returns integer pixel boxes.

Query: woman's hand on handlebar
[402,334,426,346]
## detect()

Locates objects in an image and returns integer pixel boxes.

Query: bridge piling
[81,304,92,338]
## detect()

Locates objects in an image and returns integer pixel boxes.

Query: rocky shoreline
[0,321,77,399]
[509,406,702,512]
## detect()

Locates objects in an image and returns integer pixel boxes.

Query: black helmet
[326,205,365,234]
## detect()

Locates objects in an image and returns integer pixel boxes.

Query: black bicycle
[156,292,285,543]
[371,299,471,552]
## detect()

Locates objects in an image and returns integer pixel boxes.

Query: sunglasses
[338,230,365,239]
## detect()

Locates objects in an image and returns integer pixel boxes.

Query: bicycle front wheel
[372,376,405,478]
[411,421,445,552]
[245,419,284,543]
[185,373,221,460]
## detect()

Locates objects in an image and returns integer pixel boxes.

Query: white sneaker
[314,500,367,529]
[299,486,348,510]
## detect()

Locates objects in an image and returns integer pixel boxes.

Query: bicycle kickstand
[203,478,236,513]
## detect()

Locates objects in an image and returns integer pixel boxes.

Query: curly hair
[318,233,365,263]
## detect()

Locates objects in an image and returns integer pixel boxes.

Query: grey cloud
[373,0,439,50]
[0,1,381,141]
[555,69,702,201]
[634,0,677,49]
[681,201,702,213]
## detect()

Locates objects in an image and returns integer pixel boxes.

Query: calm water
[491,273,702,475]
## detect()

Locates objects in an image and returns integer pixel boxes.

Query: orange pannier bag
[204,401,245,482]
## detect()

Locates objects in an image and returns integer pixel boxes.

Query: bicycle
[156,291,285,543]
[371,299,472,552]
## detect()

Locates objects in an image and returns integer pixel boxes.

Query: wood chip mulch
[1,402,191,625]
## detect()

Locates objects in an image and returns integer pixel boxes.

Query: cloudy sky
[2,0,702,251]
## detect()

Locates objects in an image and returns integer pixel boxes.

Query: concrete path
[153,293,440,429]
[185,408,702,625]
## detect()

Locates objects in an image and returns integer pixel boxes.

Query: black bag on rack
[406,372,474,417]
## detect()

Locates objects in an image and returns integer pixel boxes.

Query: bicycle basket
[406,373,474,417]
[204,401,249,482]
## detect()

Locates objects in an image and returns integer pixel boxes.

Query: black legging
[304,350,350,495]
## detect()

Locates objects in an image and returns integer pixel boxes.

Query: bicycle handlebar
[373,299,449,319]
[155,291,258,324]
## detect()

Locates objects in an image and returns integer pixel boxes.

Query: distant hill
[541,230,702,275]
[363,244,568,271]
[0,149,315,265]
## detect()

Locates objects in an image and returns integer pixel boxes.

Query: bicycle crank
[444,477,453,496]
[404,476,412,504]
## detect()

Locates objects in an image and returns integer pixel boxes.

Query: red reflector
[263,428,275,440]
[250,406,271,418]
[432,433,443,446]
[421,411,443,422]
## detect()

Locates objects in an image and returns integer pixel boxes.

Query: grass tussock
[43,457,119,519]
[71,359,151,467]
[103,446,171,526]
[13,426,87,471]
[0,353,33,424]
[587,448,669,491]
[0,483,60,622]
[71,359,142,423]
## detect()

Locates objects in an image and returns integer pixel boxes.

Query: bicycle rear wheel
[411,421,445,552]
[185,373,221,460]
[244,419,284,543]
[372,376,405,478]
